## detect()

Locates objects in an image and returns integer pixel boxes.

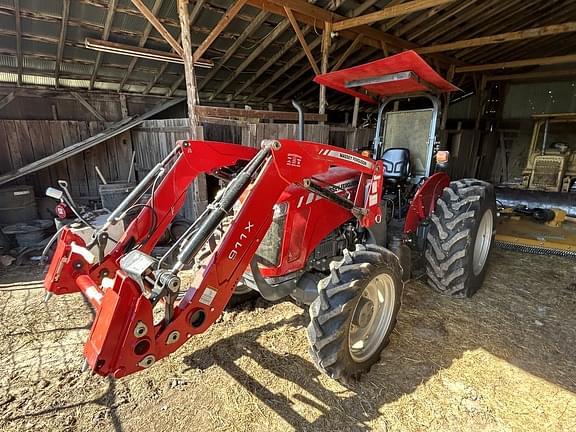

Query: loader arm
[44,139,383,378]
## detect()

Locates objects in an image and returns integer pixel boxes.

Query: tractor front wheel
[307,244,403,385]
[425,179,496,298]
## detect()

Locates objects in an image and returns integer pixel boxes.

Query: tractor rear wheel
[307,244,403,385]
[425,179,496,298]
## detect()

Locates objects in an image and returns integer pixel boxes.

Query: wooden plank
[199,10,269,91]
[284,7,320,75]
[14,0,22,86]
[417,22,576,54]
[61,121,89,198]
[193,0,249,62]
[26,121,53,189]
[3,121,22,172]
[47,121,72,185]
[89,0,118,90]
[131,0,183,57]
[54,0,70,88]
[41,120,68,186]
[71,92,106,122]
[0,92,16,111]
[332,34,363,72]
[232,25,312,98]
[455,54,576,73]
[319,21,331,117]
[331,0,456,32]
[194,105,327,121]
[77,121,98,197]
[250,37,322,100]
[0,98,184,186]
[119,0,163,91]
[0,122,12,173]
[178,0,200,134]
[209,19,291,100]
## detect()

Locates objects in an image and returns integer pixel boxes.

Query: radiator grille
[529,156,564,191]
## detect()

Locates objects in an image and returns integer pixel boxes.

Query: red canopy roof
[314,50,459,104]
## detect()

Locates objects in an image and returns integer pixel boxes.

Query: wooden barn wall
[0,119,132,203]
[0,118,375,219]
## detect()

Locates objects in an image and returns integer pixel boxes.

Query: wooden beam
[244,0,465,67]
[199,10,269,91]
[251,37,322,100]
[0,92,16,111]
[209,19,290,100]
[14,0,22,86]
[332,34,363,71]
[284,7,320,75]
[319,21,331,117]
[194,105,326,121]
[119,94,128,118]
[119,0,163,91]
[177,0,200,133]
[193,0,249,62]
[233,25,313,98]
[417,22,576,54]
[332,0,456,32]
[485,68,576,81]
[351,96,359,127]
[408,0,476,41]
[90,0,117,90]
[455,54,576,73]
[131,0,183,57]
[70,92,106,121]
[54,0,70,88]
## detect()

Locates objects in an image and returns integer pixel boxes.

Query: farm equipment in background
[521,113,576,193]
[494,113,576,257]
[43,51,496,385]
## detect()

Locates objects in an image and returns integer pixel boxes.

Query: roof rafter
[284,7,320,75]
[193,0,249,62]
[208,19,291,101]
[119,0,163,92]
[54,0,70,88]
[332,0,457,32]
[417,22,576,54]
[89,0,117,90]
[14,0,22,86]
[131,0,183,56]
[198,10,270,91]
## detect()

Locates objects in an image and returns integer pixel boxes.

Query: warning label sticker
[199,287,217,306]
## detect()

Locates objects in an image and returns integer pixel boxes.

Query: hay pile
[0,249,574,431]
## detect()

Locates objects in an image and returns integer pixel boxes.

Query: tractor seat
[382,148,410,184]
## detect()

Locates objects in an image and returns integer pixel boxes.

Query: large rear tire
[307,244,403,385]
[425,179,496,298]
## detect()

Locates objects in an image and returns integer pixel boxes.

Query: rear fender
[403,172,450,234]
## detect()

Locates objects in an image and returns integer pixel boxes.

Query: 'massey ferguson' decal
[296,179,359,208]
[318,149,374,169]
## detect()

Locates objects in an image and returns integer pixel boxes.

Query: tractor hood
[314,50,459,104]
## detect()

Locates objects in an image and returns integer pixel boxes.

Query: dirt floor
[0,249,575,432]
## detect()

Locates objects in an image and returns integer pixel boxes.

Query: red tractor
[44,51,495,385]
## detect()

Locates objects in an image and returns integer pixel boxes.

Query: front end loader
[43,51,496,385]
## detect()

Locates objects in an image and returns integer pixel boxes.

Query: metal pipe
[541,119,549,155]
[291,100,305,141]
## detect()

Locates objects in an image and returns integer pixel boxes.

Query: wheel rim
[348,273,396,363]
[472,209,493,276]
[233,283,252,296]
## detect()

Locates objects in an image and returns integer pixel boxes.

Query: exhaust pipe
[291,100,305,141]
